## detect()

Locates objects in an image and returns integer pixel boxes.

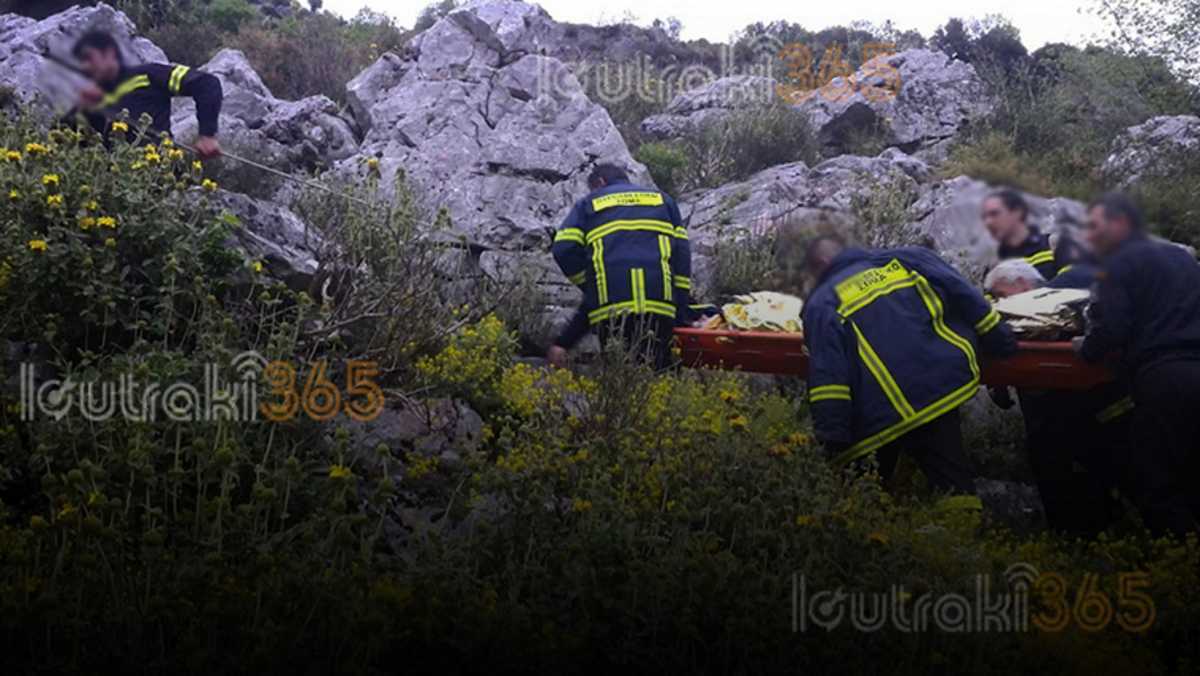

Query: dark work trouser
[1021,388,1128,536]
[1128,358,1200,537]
[872,409,976,495]
[596,313,677,371]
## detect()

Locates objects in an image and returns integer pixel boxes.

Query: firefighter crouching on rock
[984,259,1132,536]
[803,236,1017,499]
[548,164,690,370]
[1077,193,1200,537]
[68,30,223,159]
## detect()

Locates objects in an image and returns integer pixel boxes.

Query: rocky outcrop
[210,190,326,290]
[795,49,994,158]
[640,75,777,140]
[0,4,166,114]
[172,49,359,202]
[1102,115,1200,188]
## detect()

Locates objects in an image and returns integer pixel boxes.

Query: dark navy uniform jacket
[78,62,223,139]
[1000,224,1060,281]
[1081,234,1200,375]
[804,247,1016,465]
[551,182,690,348]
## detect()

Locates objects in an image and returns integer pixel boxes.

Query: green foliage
[205,0,257,34]
[1091,0,1200,83]
[414,0,460,32]
[708,223,778,298]
[635,141,688,196]
[1127,150,1200,250]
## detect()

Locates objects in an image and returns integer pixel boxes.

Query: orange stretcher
[674,328,1114,391]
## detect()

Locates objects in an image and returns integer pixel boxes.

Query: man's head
[804,235,846,280]
[982,189,1030,248]
[1086,193,1144,257]
[72,31,123,84]
[984,259,1046,299]
[587,163,630,191]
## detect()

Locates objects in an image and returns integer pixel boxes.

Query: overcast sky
[322,0,1107,49]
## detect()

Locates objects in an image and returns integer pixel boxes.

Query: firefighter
[985,259,1131,536]
[804,237,1017,496]
[548,164,690,370]
[981,189,1061,281]
[1078,193,1200,537]
[69,30,223,159]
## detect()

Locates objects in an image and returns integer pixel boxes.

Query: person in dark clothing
[803,237,1018,497]
[984,259,1131,536]
[69,30,222,159]
[1078,193,1200,537]
[982,189,1062,281]
[548,164,690,370]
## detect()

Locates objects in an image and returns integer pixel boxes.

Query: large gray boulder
[795,49,994,157]
[209,189,327,291]
[172,49,359,201]
[640,75,778,140]
[1102,115,1200,188]
[0,3,166,113]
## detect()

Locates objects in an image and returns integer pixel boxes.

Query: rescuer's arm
[550,202,593,353]
[148,63,223,158]
[803,300,854,451]
[1079,265,1133,363]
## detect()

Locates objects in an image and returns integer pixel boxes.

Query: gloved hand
[988,386,1015,410]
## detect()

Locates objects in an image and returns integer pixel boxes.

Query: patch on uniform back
[834,259,914,315]
[592,191,664,212]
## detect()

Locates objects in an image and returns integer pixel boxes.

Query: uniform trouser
[872,409,976,495]
[1021,389,1127,536]
[595,313,677,371]
[1128,358,1200,537]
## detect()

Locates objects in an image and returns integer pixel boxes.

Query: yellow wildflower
[29,515,48,529]
[365,157,380,171]
[111,121,129,133]
[328,464,353,480]
[8,189,20,201]
[167,148,185,161]
[202,178,219,192]
[131,161,145,170]
[192,160,203,172]
[46,194,64,208]
[27,239,48,252]
[104,238,117,248]
[867,531,890,545]
[4,150,20,162]
[571,498,593,513]
[24,143,49,155]
[787,432,812,446]
[97,216,117,229]
[42,174,60,188]
[768,443,792,458]
[78,184,91,195]
[728,414,749,431]
[78,217,96,230]
[719,389,740,404]
[161,137,174,147]
[252,261,264,273]
[85,200,100,212]
[795,515,818,527]
[144,150,162,164]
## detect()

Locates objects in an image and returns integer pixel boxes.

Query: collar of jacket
[817,247,871,286]
[102,65,132,92]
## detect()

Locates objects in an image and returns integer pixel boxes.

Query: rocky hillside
[2,0,1197,343]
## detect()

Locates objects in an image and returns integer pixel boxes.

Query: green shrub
[635,141,688,196]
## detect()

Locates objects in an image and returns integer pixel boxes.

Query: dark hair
[986,188,1029,221]
[1088,192,1145,230]
[587,163,629,190]
[72,30,122,61]
[804,234,846,267]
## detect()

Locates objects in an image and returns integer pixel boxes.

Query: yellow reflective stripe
[586,219,680,244]
[555,228,585,245]
[974,309,1001,335]
[1026,250,1054,266]
[1096,396,1134,423]
[592,238,608,305]
[592,191,664,211]
[810,384,851,403]
[588,300,675,323]
[99,75,150,108]
[851,323,915,419]
[673,276,691,290]
[833,376,980,466]
[658,235,673,300]
[630,268,646,314]
[568,271,586,286]
[914,275,979,380]
[835,260,918,317]
[1058,265,1074,275]
[675,227,688,239]
[168,65,190,94]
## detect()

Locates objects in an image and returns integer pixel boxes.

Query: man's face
[77,46,121,84]
[989,278,1037,299]
[1085,205,1131,257]
[982,197,1025,246]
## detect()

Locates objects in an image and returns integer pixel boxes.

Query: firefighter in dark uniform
[548,164,690,370]
[69,30,223,159]
[985,259,1132,535]
[1078,193,1200,537]
[982,189,1061,280]
[804,237,1017,498]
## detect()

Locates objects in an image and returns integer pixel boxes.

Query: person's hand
[547,345,568,369]
[78,83,103,108]
[192,135,222,160]
[1071,336,1086,354]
